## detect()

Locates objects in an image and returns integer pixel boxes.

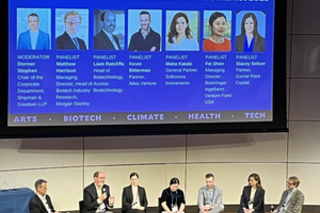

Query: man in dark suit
[83,171,115,213]
[17,13,50,50]
[94,11,122,50]
[29,179,59,213]
[56,11,87,50]
[274,176,304,213]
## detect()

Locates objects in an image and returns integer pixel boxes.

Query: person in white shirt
[122,172,148,213]
[83,171,115,213]
[29,179,59,213]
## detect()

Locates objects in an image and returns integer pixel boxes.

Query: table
[0,187,34,213]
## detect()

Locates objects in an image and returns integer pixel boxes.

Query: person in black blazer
[94,11,122,50]
[237,173,265,213]
[236,12,265,52]
[29,179,59,213]
[56,11,87,50]
[122,172,148,213]
[83,171,115,213]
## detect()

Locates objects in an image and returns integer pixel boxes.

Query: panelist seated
[198,173,224,213]
[83,171,115,213]
[237,173,265,213]
[273,176,304,213]
[122,172,148,213]
[160,178,186,213]
[29,179,60,213]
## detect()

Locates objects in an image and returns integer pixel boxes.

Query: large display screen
[4,0,287,136]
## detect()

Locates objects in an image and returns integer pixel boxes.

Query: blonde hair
[64,11,82,23]
[288,176,300,187]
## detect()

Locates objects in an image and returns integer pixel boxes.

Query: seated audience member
[237,173,265,213]
[83,171,115,213]
[122,172,148,213]
[29,179,59,213]
[273,176,304,213]
[198,173,224,213]
[160,177,186,213]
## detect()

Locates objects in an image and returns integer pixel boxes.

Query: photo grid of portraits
[16,8,266,52]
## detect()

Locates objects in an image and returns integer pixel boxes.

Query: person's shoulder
[150,28,160,36]
[296,189,304,195]
[243,185,251,189]
[123,185,131,190]
[84,182,94,191]
[199,185,207,191]
[215,185,223,191]
[56,32,67,41]
[19,30,29,36]
[39,29,49,36]
[138,185,145,189]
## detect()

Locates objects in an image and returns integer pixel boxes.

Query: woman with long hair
[236,12,265,52]
[166,12,199,51]
[237,173,265,213]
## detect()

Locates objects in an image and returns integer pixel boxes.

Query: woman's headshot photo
[236,11,266,52]
[203,11,231,51]
[166,11,199,51]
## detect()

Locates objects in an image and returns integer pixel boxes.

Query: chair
[79,200,84,213]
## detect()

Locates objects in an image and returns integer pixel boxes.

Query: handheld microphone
[271,205,274,212]
[102,188,107,195]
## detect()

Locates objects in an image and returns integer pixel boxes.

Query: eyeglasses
[65,22,80,27]
[287,181,295,185]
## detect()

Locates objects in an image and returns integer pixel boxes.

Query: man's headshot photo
[17,8,51,50]
[128,10,161,51]
[94,10,124,50]
[55,9,88,50]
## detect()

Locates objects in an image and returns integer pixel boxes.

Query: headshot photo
[16,8,51,50]
[203,11,231,52]
[55,9,89,50]
[94,10,124,50]
[166,11,199,51]
[236,11,266,52]
[128,10,161,51]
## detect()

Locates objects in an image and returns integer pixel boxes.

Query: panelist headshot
[203,11,231,52]
[198,173,224,213]
[94,10,124,50]
[17,9,50,50]
[29,179,60,213]
[236,11,266,52]
[122,172,148,213]
[55,9,88,50]
[128,10,161,51]
[166,11,199,51]
[160,177,186,213]
[237,173,265,213]
[83,171,115,213]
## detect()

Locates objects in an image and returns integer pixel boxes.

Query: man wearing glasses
[273,176,304,213]
[56,10,87,50]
